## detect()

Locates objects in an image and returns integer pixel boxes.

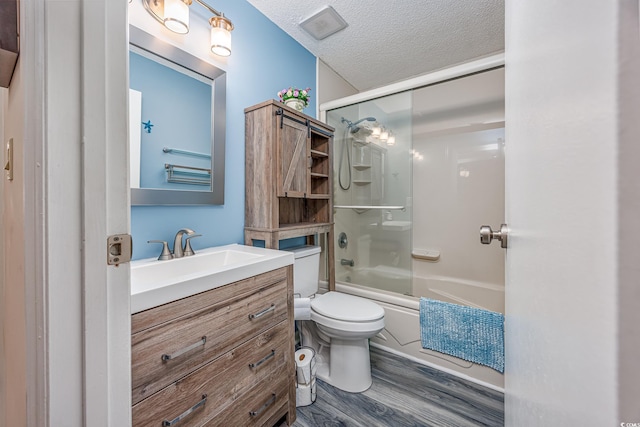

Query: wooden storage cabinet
[244,100,335,290]
[131,266,296,426]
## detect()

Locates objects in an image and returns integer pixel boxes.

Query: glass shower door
[411,68,505,312]
[326,68,504,312]
[327,92,413,295]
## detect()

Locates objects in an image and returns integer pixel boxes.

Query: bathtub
[413,275,504,314]
[330,271,505,391]
[338,265,412,295]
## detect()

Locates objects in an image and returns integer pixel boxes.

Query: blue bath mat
[419,298,504,373]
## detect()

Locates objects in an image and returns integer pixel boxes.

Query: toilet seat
[309,292,385,337]
[311,292,384,322]
[311,291,384,322]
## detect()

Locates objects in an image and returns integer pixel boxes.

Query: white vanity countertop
[130,244,294,314]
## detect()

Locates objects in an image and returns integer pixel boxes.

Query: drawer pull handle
[161,336,206,362]
[162,394,207,426]
[248,304,275,320]
[249,350,275,369]
[249,393,276,417]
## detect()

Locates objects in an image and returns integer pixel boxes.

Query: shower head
[341,116,377,133]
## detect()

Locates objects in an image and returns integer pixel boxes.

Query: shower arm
[341,116,376,133]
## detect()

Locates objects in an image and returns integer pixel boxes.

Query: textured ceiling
[247,0,504,92]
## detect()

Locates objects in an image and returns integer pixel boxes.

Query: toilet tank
[286,245,321,297]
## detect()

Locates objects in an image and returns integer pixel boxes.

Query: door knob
[480,224,509,249]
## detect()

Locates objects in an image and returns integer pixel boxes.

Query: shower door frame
[319,53,505,310]
[319,54,504,119]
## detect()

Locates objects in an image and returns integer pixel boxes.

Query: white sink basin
[131,244,294,313]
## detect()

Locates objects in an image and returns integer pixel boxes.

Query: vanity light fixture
[163,0,190,34]
[379,127,389,142]
[142,0,234,56]
[371,123,381,138]
[386,132,396,146]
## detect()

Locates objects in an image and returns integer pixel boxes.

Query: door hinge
[107,234,133,266]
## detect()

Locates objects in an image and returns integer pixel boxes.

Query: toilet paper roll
[295,379,317,407]
[294,297,311,320]
[295,347,316,385]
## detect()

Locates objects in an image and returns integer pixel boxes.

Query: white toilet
[289,245,385,393]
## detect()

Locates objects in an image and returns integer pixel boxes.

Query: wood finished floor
[290,346,504,427]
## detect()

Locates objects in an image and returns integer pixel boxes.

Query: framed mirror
[129,25,226,205]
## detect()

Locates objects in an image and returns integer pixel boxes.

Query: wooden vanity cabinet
[244,100,335,290]
[131,266,296,427]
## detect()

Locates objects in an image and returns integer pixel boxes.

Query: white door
[80,1,132,425]
[17,1,131,425]
[503,1,639,425]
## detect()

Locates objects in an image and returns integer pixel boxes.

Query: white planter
[285,98,305,111]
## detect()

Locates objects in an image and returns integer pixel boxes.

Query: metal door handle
[480,224,509,249]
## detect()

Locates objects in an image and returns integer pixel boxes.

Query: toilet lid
[311,292,385,322]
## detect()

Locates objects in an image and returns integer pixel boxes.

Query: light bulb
[380,128,389,142]
[210,16,233,57]
[164,0,189,34]
[211,27,231,56]
[387,134,396,146]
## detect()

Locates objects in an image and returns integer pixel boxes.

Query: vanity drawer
[132,279,288,404]
[132,267,288,334]
[132,321,292,427]
[202,375,290,427]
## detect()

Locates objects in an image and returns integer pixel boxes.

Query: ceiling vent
[299,6,348,40]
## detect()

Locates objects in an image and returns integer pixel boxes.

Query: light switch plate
[4,138,13,181]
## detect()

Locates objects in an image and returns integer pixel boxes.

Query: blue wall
[131,0,316,260]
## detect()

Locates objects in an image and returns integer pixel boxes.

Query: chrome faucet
[147,240,174,260]
[148,228,202,260]
[340,258,355,267]
[173,228,199,258]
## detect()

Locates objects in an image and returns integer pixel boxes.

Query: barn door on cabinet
[276,113,309,198]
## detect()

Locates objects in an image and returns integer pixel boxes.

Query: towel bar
[163,147,211,159]
[334,205,405,214]
[164,163,211,186]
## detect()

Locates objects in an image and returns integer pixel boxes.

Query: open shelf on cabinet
[310,149,329,158]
